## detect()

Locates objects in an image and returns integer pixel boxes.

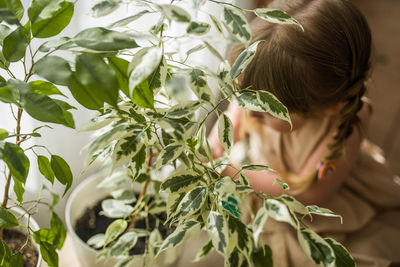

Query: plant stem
[128,149,153,229]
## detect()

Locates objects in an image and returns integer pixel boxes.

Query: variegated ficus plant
[0,0,355,266]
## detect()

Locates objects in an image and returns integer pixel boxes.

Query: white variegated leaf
[325,238,356,267]
[101,199,134,218]
[222,7,251,45]
[236,92,265,112]
[158,220,199,254]
[87,233,105,249]
[172,186,208,222]
[92,0,120,17]
[191,0,206,9]
[110,189,136,204]
[214,176,236,195]
[218,114,234,154]
[116,257,134,267]
[161,170,202,193]
[196,124,213,160]
[87,123,128,157]
[129,46,162,96]
[186,44,206,57]
[148,199,166,214]
[279,195,309,215]
[112,131,145,169]
[227,215,253,254]
[155,142,184,169]
[194,240,214,262]
[264,199,296,227]
[157,4,191,23]
[207,211,229,255]
[109,10,150,28]
[254,8,304,31]
[252,207,268,245]
[257,90,292,129]
[297,227,336,267]
[213,155,230,174]
[230,40,262,79]
[187,21,211,35]
[104,219,128,246]
[226,248,246,267]
[110,232,138,257]
[165,75,192,104]
[203,41,225,62]
[274,178,290,190]
[166,192,185,221]
[217,61,235,97]
[242,164,276,173]
[97,171,130,189]
[167,101,201,118]
[189,68,214,104]
[78,113,113,132]
[307,205,343,223]
[209,14,224,36]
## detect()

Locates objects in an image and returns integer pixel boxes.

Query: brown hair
[230,0,371,162]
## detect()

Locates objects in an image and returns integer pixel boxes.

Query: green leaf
[33,56,72,86]
[39,242,58,267]
[50,154,72,195]
[110,232,138,257]
[37,155,54,184]
[128,46,162,97]
[73,27,138,51]
[13,180,24,203]
[0,128,8,140]
[230,40,262,79]
[29,0,74,38]
[0,0,24,24]
[91,0,120,17]
[0,239,11,266]
[28,80,65,97]
[100,199,134,218]
[186,21,210,35]
[207,211,228,255]
[161,170,201,193]
[155,142,184,169]
[218,114,234,154]
[257,90,292,129]
[157,4,191,23]
[252,245,273,267]
[307,205,343,223]
[75,53,119,106]
[158,220,198,253]
[254,8,303,31]
[50,212,66,249]
[173,186,208,221]
[297,227,336,267]
[21,93,75,128]
[222,7,251,45]
[104,219,128,246]
[0,142,29,183]
[131,79,154,109]
[68,74,104,110]
[264,198,296,227]
[0,207,18,228]
[109,10,149,28]
[252,206,268,245]
[0,24,12,45]
[227,248,246,267]
[108,56,129,96]
[325,238,355,267]
[2,26,28,62]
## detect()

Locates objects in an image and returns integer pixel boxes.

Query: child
[209,0,400,266]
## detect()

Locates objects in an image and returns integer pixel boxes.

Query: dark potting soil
[3,228,39,267]
[75,196,175,255]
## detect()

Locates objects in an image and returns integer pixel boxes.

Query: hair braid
[325,81,366,161]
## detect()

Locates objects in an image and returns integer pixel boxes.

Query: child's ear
[323,101,347,115]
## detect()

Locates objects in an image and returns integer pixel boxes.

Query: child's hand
[208,101,242,158]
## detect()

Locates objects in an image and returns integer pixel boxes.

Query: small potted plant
[0,0,84,266]
[64,1,357,267]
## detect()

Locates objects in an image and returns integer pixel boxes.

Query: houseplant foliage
[69,1,357,267]
[0,0,76,266]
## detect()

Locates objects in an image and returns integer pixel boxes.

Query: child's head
[231,0,371,160]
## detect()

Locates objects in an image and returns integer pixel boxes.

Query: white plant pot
[10,207,42,267]
[65,174,180,267]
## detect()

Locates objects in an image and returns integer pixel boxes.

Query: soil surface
[75,195,174,255]
[3,228,39,267]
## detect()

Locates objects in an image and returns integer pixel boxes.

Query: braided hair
[229,0,371,165]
